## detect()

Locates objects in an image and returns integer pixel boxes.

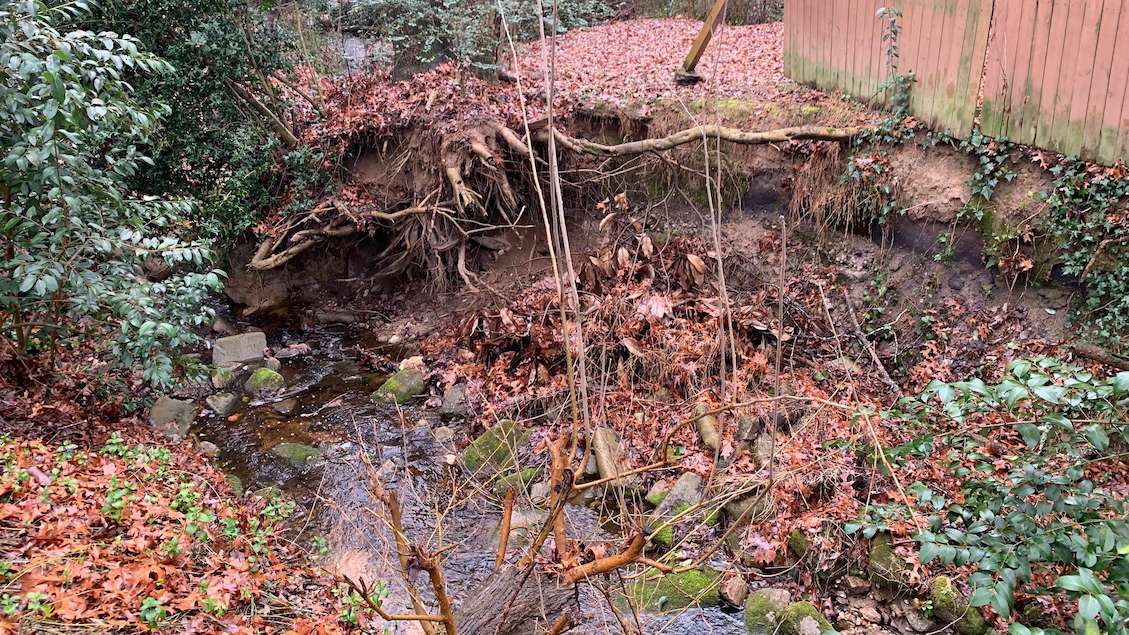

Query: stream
[191,324,748,634]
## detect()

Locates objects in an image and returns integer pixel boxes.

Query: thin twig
[496,487,516,568]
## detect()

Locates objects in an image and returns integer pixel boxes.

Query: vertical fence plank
[782,0,1127,163]
[866,0,883,102]
[928,0,954,127]
[1084,0,1121,159]
[1005,0,1039,141]
[904,0,926,113]
[1061,0,1103,156]
[1048,2,1088,153]
[1015,0,1055,144]
[852,0,867,99]
[1099,2,1129,162]
[944,0,970,131]
[1034,0,1069,147]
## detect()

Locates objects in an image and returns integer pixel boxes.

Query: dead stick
[496,487,516,568]
[545,614,573,635]
[842,289,903,398]
[416,548,458,635]
[573,460,669,491]
[553,124,864,157]
[548,436,573,562]
[383,491,438,635]
[1072,342,1129,371]
[342,576,447,623]
[564,534,646,583]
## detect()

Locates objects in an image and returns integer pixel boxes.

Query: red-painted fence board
[784,0,1129,164]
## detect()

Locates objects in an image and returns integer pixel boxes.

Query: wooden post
[677,0,729,83]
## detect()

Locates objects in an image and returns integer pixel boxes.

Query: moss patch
[868,533,907,587]
[270,442,322,467]
[244,367,284,397]
[627,569,721,611]
[462,420,529,473]
[787,528,810,558]
[778,601,832,635]
[371,367,426,404]
[744,588,790,632]
[930,576,989,635]
[493,467,542,497]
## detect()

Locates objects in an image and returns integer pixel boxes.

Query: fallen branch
[552,124,864,157]
[842,289,903,398]
[1072,342,1129,371]
[225,79,298,147]
[496,487,516,568]
[563,534,646,583]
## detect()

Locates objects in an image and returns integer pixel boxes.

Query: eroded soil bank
[191,142,1083,634]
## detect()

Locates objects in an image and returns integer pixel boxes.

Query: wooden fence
[783,0,1129,165]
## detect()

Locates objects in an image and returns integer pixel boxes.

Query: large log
[454,564,574,635]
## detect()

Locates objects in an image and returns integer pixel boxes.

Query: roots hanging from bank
[248,65,864,283]
[250,121,862,281]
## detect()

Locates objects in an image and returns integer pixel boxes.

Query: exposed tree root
[550,124,864,156]
[248,122,867,279]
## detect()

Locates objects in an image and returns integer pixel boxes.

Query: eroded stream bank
[168,168,1083,635]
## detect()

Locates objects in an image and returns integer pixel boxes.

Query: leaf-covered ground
[507,18,873,125]
[0,430,349,633]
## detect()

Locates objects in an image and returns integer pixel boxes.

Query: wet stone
[149,395,196,442]
[591,427,625,481]
[647,472,702,547]
[244,367,285,397]
[694,405,721,451]
[493,467,542,497]
[213,332,267,367]
[628,569,721,611]
[271,398,298,415]
[211,366,236,390]
[371,367,426,405]
[744,587,790,633]
[270,442,323,467]
[439,383,469,417]
[461,419,529,473]
[206,392,238,417]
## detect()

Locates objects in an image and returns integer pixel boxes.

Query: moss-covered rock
[493,467,543,497]
[270,442,322,467]
[211,366,235,389]
[778,601,832,635]
[652,524,675,547]
[645,480,670,507]
[462,420,529,473]
[371,367,426,404]
[787,528,810,558]
[744,588,790,632]
[930,576,989,635]
[627,569,721,611]
[244,367,284,397]
[868,533,908,587]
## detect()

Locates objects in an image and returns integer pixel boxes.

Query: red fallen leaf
[637,294,674,321]
[227,413,241,422]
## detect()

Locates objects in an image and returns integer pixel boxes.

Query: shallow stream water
[191,324,746,634]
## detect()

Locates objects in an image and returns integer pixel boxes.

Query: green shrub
[885,357,1129,634]
[0,1,223,386]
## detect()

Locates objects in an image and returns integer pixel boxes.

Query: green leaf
[1077,595,1100,621]
[1030,384,1067,404]
[969,586,994,607]
[1017,423,1042,447]
[1083,425,1109,451]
